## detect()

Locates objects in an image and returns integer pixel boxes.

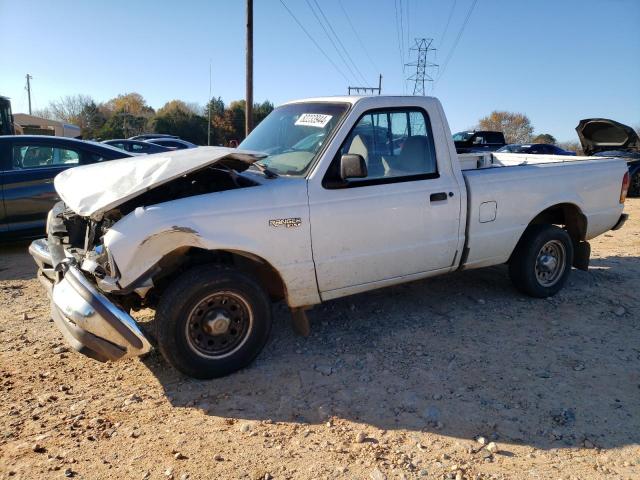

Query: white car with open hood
[29,95,630,378]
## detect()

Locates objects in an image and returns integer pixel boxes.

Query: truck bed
[459,155,627,270]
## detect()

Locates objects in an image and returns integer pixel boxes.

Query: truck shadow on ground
[142,256,640,450]
[136,254,638,450]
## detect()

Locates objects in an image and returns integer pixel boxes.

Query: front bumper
[29,238,151,362]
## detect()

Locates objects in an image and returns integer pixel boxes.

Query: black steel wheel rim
[185,291,253,359]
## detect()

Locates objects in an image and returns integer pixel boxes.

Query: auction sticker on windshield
[295,113,333,128]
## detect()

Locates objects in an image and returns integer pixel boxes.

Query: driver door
[307,107,461,297]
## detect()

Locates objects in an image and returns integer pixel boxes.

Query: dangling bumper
[29,238,151,362]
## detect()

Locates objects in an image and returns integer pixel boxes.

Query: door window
[483,132,504,144]
[131,143,149,152]
[12,145,80,169]
[329,108,438,185]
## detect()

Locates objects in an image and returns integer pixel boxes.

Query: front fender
[103,184,321,307]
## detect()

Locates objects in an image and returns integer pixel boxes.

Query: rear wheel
[155,265,272,379]
[508,225,574,298]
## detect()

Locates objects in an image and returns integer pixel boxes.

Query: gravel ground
[1,200,639,480]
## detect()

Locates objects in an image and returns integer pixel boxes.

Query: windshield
[239,102,349,175]
[452,131,473,142]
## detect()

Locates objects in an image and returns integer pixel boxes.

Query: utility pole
[245,0,253,137]
[207,61,212,146]
[25,74,33,114]
[348,74,383,95]
[405,38,438,96]
[123,103,128,138]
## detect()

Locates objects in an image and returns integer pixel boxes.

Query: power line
[399,0,406,59]
[394,0,406,91]
[435,0,478,86]
[304,0,358,84]
[311,0,370,86]
[405,0,411,53]
[438,0,457,48]
[278,0,350,83]
[337,0,379,74]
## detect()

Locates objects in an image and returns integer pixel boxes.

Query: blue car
[496,144,576,155]
[103,139,173,154]
[0,136,132,239]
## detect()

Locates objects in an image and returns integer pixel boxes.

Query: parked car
[103,139,172,154]
[577,118,640,196]
[1,95,15,135]
[29,95,628,378]
[453,130,506,153]
[129,133,178,141]
[497,143,576,155]
[144,138,197,150]
[0,136,132,239]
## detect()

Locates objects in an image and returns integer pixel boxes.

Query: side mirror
[340,154,367,180]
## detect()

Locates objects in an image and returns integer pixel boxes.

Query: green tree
[478,111,534,144]
[213,100,274,144]
[152,100,207,144]
[104,92,154,117]
[531,133,557,144]
[206,96,225,118]
[253,100,274,125]
[227,100,247,142]
[95,92,155,139]
[78,101,106,139]
[96,111,148,139]
[204,96,227,145]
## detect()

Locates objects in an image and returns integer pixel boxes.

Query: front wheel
[508,224,574,298]
[155,265,272,379]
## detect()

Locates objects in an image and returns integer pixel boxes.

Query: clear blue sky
[1,0,638,141]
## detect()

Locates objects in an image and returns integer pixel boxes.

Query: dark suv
[453,130,506,153]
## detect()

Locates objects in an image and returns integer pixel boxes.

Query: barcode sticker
[294,113,333,128]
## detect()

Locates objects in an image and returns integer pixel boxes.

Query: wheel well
[146,247,286,305]
[527,203,587,243]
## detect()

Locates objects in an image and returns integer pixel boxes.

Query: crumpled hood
[576,118,640,156]
[55,146,266,218]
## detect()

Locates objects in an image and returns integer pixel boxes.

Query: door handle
[430,192,448,202]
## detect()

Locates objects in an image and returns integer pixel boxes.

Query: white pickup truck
[29,95,630,378]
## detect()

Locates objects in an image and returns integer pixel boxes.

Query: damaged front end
[30,202,151,362]
[30,147,267,363]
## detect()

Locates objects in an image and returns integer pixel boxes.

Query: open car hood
[55,146,266,218]
[576,118,640,156]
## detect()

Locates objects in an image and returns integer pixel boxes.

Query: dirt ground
[1,200,638,480]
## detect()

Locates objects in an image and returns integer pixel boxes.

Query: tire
[629,172,640,197]
[508,224,574,298]
[155,265,272,379]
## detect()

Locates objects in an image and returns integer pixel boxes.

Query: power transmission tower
[25,74,33,114]
[405,38,437,96]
